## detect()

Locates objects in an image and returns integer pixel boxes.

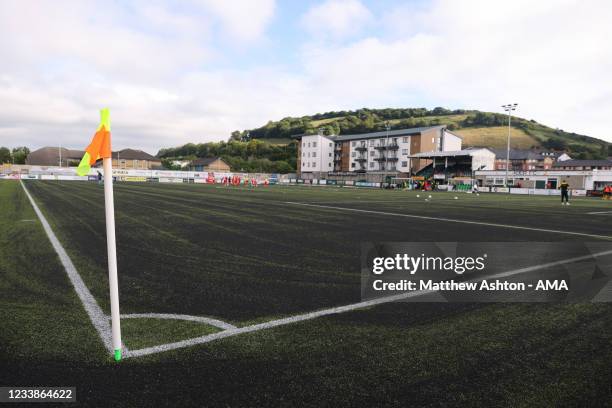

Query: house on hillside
[191,157,231,172]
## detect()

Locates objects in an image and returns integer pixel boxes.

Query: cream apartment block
[297,126,462,180]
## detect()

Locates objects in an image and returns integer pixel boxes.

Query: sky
[0,0,610,154]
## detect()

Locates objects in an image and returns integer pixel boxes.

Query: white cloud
[195,0,276,42]
[301,0,373,40]
[299,0,612,141]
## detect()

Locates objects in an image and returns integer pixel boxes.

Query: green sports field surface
[1,180,611,407]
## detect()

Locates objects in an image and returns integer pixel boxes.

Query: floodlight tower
[502,103,518,187]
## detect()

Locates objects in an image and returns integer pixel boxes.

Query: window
[402,137,408,143]
[302,142,305,147]
[352,141,356,147]
[302,152,305,157]
[312,162,316,167]
[401,161,408,167]
[313,142,317,148]
[312,152,316,158]
[369,140,375,146]
[369,162,374,168]
[401,149,408,155]
[329,142,332,147]
[351,152,356,157]
[351,163,355,168]
[308,142,311,147]
[307,152,310,158]
[371,150,376,157]
[328,163,332,167]
[302,162,305,167]
[328,152,332,157]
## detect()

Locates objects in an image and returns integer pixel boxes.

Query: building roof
[491,148,554,160]
[26,147,84,166]
[552,159,612,168]
[112,149,159,161]
[191,157,228,166]
[27,147,159,166]
[294,125,446,142]
[409,148,494,159]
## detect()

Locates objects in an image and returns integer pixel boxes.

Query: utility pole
[59,143,62,167]
[502,103,518,187]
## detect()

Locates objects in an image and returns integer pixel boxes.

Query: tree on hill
[11,147,30,164]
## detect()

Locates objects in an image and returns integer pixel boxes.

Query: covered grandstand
[410,148,495,184]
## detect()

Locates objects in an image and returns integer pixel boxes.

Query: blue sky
[0,0,610,153]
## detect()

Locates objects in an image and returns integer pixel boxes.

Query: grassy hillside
[455,126,536,149]
[235,108,611,159]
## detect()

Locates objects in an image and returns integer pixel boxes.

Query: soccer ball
[428,195,432,199]
[416,194,420,198]
[454,196,458,200]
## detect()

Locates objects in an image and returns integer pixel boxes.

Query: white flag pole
[103,152,122,361]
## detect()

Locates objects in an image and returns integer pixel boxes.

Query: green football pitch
[1,180,611,406]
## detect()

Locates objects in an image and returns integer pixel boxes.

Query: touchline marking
[20,181,114,353]
[125,248,612,358]
[587,210,612,215]
[119,313,236,330]
[285,201,612,240]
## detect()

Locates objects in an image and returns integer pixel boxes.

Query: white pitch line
[119,313,236,330]
[20,181,114,353]
[587,210,612,215]
[126,248,612,358]
[285,201,612,240]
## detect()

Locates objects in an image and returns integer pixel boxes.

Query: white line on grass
[126,248,612,358]
[20,181,114,353]
[119,313,236,330]
[285,201,612,240]
[587,210,612,215]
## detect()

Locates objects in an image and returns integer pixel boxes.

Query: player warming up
[559,179,570,205]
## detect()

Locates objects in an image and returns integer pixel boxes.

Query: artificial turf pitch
[1,180,611,406]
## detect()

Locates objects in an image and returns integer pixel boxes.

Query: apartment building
[297,126,462,180]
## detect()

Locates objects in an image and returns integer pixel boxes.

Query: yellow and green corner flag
[76,108,112,176]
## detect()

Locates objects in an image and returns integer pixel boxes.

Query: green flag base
[114,349,122,361]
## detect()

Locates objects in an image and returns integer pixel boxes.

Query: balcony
[374,145,387,150]
[355,146,367,152]
[374,157,387,162]
[387,143,399,150]
[355,157,367,162]
[387,156,399,162]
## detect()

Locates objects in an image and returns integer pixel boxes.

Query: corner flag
[76,108,112,177]
[78,109,123,361]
